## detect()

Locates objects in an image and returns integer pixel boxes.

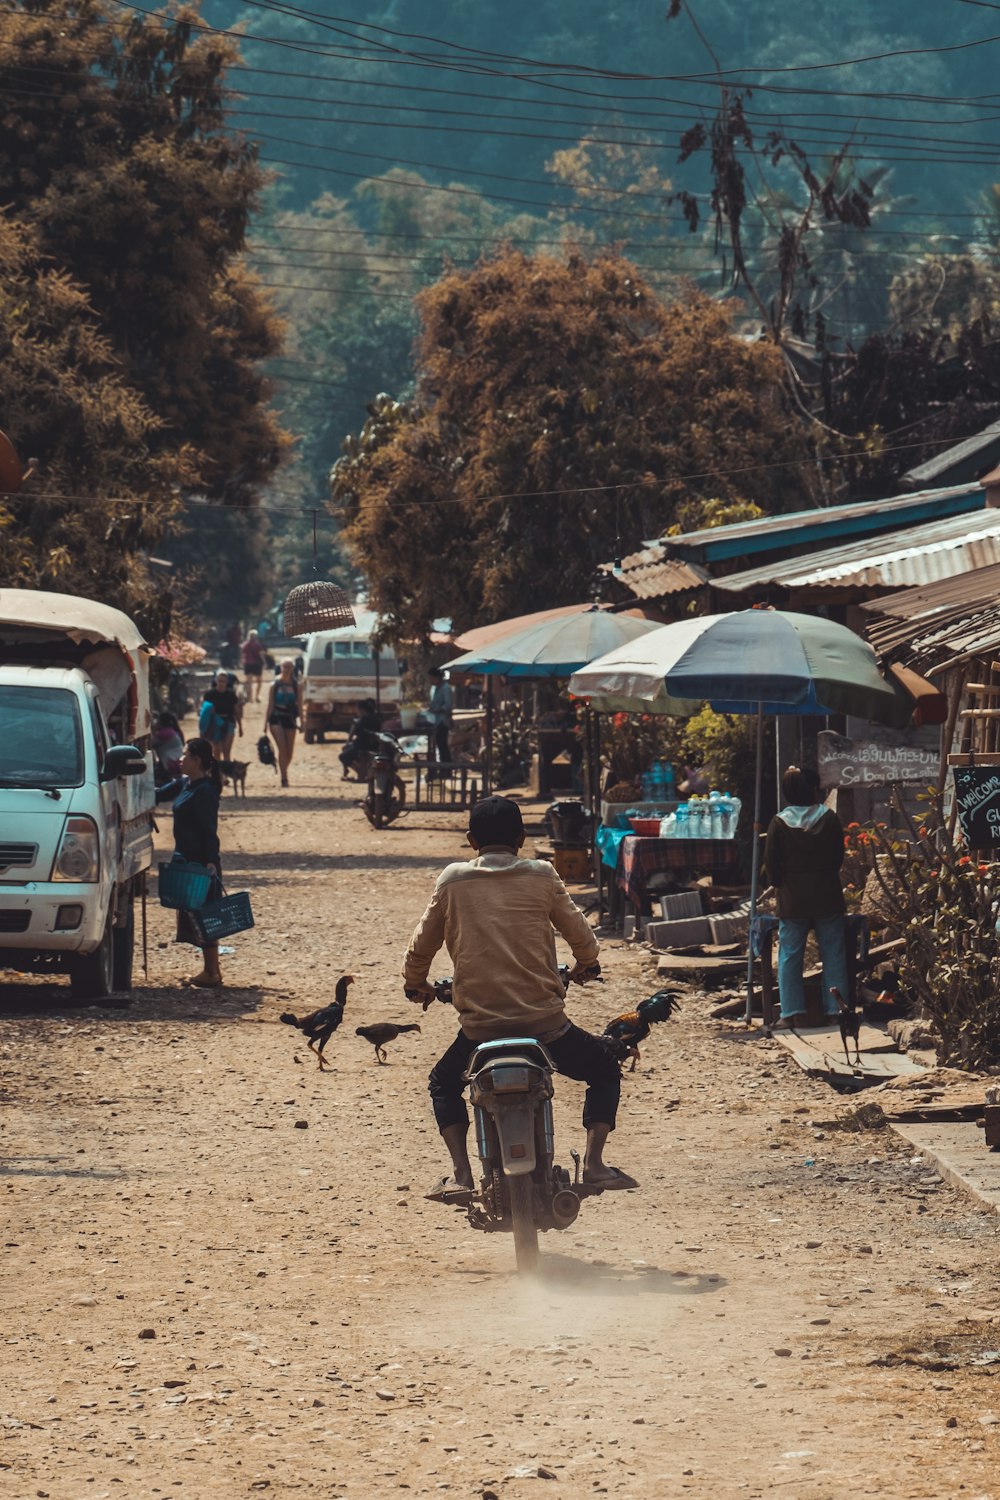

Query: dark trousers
[429,1023,621,1134]
[427,721,450,777]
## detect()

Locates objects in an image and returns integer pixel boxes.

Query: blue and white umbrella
[445,605,664,680]
[567,609,908,724]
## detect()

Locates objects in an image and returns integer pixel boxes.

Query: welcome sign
[952,766,1000,851]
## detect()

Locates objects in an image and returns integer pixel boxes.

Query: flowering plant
[156,636,207,667]
[855,789,1000,1070]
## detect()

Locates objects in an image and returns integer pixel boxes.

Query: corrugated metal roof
[861,562,1000,675]
[598,545,708,600]
[658,483,984,564]
[902,418,1000,488]
[713,508,1000,596]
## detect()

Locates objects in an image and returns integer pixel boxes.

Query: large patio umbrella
[452,603,608,654]
[568,609,911,1020]
[445,605,663,678]
[445,606,665,816]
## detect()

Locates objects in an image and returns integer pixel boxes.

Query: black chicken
[829,985,862,1066]
[280,974,354,1069]
[601,988,682,1071]
[355,1022,421,1064]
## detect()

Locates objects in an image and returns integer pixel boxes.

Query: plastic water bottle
[674,801,689,840]
[661,761,676,799]
[640,769,655,801]
[708,789,722,839]
[659,810,676,837]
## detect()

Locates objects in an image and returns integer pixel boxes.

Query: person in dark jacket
[157,737,224,989]
[339,699,381,780]
[763,765,848,1024]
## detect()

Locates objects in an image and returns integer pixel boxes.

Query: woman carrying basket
[157,737,225,989]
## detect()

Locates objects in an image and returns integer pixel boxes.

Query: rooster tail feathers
[638,989,682,1023]
[279,1013,300,1028]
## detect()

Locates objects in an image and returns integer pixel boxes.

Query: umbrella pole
[484,676,494,796]
[745,703,765,1025]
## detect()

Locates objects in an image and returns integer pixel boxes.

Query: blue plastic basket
[158,860,213,911]
[192,890,254,943]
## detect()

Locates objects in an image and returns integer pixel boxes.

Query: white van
[0,590,154,1000]
[301,610,402,742]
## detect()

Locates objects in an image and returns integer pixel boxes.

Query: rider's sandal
[424,1177,474,1204]
[586,1167,639,1192]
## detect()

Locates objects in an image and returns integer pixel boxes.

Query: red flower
[958,856,971,867]
[613,712,629,727]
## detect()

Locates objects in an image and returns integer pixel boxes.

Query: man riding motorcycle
[403,795,637,1202]
[339,699,382,781]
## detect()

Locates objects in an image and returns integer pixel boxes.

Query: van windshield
[0,686,84,788]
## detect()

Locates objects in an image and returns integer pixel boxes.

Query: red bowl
[628,818,662,836]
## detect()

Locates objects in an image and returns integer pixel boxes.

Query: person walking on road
[266,658,303,788]
[403,795,635,1202]
[201,669,243,760]
[764,765,849,1027]
[157,737,225,989]
[241,629,265,702]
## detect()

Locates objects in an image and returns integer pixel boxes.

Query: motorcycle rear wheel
[372,790,386,828]
[508,1175,539,1274]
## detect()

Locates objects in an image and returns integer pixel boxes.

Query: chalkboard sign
[817,729,938,789]
[953,766,1000,851]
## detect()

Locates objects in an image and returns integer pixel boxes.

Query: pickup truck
[0,590,154,1001]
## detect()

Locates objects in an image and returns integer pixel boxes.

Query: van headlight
[52,817,100,882]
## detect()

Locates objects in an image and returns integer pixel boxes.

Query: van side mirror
[101,745,147,781]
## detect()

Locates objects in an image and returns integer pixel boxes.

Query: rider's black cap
[468,795,524,848]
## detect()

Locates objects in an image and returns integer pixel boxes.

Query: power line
[3,426,991,519]
[104,0,1000,112]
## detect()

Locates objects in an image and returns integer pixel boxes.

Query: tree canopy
[331,248,810,639]
[0,0,287,632]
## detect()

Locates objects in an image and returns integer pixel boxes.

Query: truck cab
[0,591,154,1001]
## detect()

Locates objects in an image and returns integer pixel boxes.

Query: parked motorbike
[407,964,605,1273]
[363,732,406,829]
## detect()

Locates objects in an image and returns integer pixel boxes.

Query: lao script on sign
[817,729,939,788]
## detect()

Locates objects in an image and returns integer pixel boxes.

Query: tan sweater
[403,847,600,1041]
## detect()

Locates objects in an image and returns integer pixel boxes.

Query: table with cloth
[616,834,740,915]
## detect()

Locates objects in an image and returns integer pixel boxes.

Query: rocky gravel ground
[3,703,1000,1499]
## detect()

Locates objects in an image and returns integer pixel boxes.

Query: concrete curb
[892,1120,1000,1217]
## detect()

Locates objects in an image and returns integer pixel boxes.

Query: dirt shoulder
[3,703,1000,1500]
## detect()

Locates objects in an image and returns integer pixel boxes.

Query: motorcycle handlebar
[405,962,602,1010]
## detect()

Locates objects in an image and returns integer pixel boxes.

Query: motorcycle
[363,732,406,829]
[407,964,606,1274]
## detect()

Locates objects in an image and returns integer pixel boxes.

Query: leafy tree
[331,247,811,640]
[0,0,289,631]
[0,218,189,637]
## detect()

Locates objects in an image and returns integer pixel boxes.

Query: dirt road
[3,703,1000,1499]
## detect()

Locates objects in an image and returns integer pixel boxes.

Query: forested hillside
[193,0,997,605]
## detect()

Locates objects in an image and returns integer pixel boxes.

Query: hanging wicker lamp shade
[283,578,355,636]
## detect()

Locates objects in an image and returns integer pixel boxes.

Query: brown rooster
[355,1022,421,1063]
[601,989,681,1072]
[280,974,354,1069]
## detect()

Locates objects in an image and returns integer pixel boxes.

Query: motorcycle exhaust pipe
[550,1189,581,1229]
